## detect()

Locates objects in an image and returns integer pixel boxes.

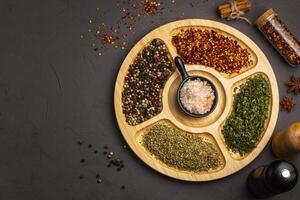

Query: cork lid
[255,8,276,28]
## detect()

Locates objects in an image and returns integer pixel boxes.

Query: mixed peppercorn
[142,121,223,172]
[122,39,174,125]
[172,28,253,75]
[222,75,271,156]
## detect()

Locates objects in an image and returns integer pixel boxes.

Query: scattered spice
[77,141,83,145]
[172,28,253,75]
[141,0,161,15]
[222,75,271,156]
[286,75,300,95]
[179,79,215,115]
[280,96,295,112]
[88,144,92,148]
[122,39,174,125]
[102,146,126,172]
[80,158,85,163]
[256,9,300,67]
[79,175,84,179]
[83,0,166,55]
[142,121,223,172]
[121,185,126,189]
[96,178,102,183]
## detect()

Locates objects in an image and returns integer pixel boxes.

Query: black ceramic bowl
[175,56,218,118]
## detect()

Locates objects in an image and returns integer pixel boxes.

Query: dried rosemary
[142,121,222,172]
[222,75,271,156]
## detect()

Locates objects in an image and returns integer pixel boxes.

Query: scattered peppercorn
[121,185,126,189]
[172,28,253,75]
[94,150,98,154]
[79,175,84,179]
[77,141,83,145]
[142,121,223,172]
[280,96,296,112]
[80,159,85,163]
[96,179,102,183]
[88,144,92,148]
[222,75,271,156]
[122,39,175,125]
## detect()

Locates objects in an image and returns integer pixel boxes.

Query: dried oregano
[142,121,222,172]
[222,75,271,156]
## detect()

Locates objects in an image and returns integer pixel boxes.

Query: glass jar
[256,8,300,67]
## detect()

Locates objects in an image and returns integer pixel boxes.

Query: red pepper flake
[83,0,165,55]
[141,0,161,15]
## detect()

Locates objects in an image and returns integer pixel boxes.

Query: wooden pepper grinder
[272,122,300,160]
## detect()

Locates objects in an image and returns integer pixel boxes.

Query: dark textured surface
[0,0,300,199]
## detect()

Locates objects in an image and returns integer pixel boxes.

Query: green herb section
[222,75,271,156]
[142,121,222,172]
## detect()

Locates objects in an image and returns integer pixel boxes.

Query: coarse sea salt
[180,79,215,115]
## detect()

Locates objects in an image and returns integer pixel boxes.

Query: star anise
[286,75,300,95]
[280,96,296,112]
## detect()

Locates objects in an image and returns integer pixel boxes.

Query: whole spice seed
[172,28,253,75]
[122,39,175,125]
[222,75,271,156]
[142,121,223,172]
[280,96,296,112]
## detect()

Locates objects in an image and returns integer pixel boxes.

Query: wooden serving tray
[114,19,279,181]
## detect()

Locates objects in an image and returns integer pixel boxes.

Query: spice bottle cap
[265,160,298,194]
[255,8,276,29]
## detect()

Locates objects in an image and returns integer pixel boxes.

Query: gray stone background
[0,0,299,199]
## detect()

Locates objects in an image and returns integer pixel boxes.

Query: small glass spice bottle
[256,8,300,67]
[272,122,300,160]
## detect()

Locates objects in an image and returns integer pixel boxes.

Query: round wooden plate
[114,19,279,181]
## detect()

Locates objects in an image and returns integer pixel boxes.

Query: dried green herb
[222,75,271,156]
[142,121,222,172]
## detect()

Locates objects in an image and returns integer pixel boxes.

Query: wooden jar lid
[256,8,275,28]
